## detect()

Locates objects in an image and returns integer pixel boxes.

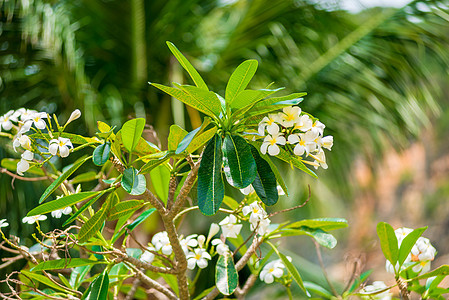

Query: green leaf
[222,135,256,188]
[121,118,146,152]
[253,92,307,109]
[186,126,218,153]
[96,121,115,139]
[398,226,427,267]
[126,208,156,233]
[250,145,278,206]
[21,271,70,293]
[198,134,225,216]
[288,218,348,231]
[70,265,92,289]
[149,164,171,204]
[110,210,135,244]
[150,83,218,118]
[348,270,373,293]
[177,85,222,117]
[28,191,102,216]
[301,227,337,249]
[31,259,104,272]
[92,141,111,166]
[176,117,211,154]
[268,242,309,296]
[215,252,238,296]
[63,191,108,226]
[139,151,172,174]
[108,200,145,221]
[225,59,258,105]
[413,265,449,280]
[232,87,283,111]
[377,222,399,267]
[88,272,109,300]
[70,171,98,184]
[78,200,112,243]
[260,153,288,196]
[168,125,188,151]
[192,287,216,300]
[39,155,91,203]
[303,281,334,298]
[166,41,208,91]
[122,167,146,195]
[222,195,239,210]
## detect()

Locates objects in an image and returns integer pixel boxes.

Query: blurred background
[1,0,449,298]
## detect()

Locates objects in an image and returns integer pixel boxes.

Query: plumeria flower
[186,248,211,270]
[22,215,47,224]
[0,219,9,228]
[0,110,15,131]
[211,239,230,255]
[219,215,242,239]
[152,231,172,255]
[288,131,318,156]
[65,109,81,126]
[410,237,436,273]
[260,259,286,284]
[310,120,325,135]
[49,137,73,158]
[319,135,334,151]
[180,234,199,255]
[140,249,155,264]
[13,134,31,152]
[360,281,392,300]
[279,106,301,128]
[310,148,328,169]
[260,132,286,156]
[30,112,48,129]
[19,109,38,122]
[51,207,72,218]
[17,150,34,176]
[258,114,280,136]
[242,202,267,224]
[293,114,313,132]
[395,227,413,244]
[240,185,255,195]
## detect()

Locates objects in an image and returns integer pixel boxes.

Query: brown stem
[268,185,311,218]
[166,175,178,210]
[396,277,410,300]
[127,264,177,300]
[124,278,141,300]
[234,273,258,299]
[0,168,48,181]
[314,241,339,297]
[118,253,177,274]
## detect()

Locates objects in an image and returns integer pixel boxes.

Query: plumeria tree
[0,43,448,299]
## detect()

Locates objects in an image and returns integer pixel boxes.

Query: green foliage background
[1,0,449,297]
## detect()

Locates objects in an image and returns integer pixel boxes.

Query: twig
[314,241,339,297]
[234,273,258,299]
[0,168,48,181]
[124,278,141,300]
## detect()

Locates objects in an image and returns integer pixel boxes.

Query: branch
[268,185,311,218]
[234,273,258,299]
[118,252,177,274]
[0,168,48,181]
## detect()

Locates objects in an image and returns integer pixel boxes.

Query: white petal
[197,259,208,269]
[260,142,269,155]
[294,144,305,156]
[276,136,286,145]
[264,273,274,284]
[187,258,196,270]
[22,150,34,161]
[267,123,279,135]
[267,144,280,156]
[287,134,299,144]
[17,159,30,175]
[35,119,46,129]
[49,143,59,156]
[59,146,70,157]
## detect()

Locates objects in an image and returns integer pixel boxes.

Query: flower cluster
[385,227,436,274]
[259,258,289,284]
[360,281,392,300]
[242,202,271,236]
[1,108,80,176]
[258,106,333,169]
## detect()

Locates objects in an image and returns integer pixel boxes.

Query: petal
[264,273,274,284]
[197,259,208,269]
[49,143,59,156]
[35,119,46,129]
[187,259,196,270]
[276,136,286,145]
[267,144,280,156]
[59,146,70,157]
[260,142,269,155]
[267,123,279,135]
[287,134,299,144]
[294,144,305,156]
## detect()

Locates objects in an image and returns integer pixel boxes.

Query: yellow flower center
[195,254,202,260]
[59,141,65,146]
[269,139,277,146]
[286,114,294,121]
[269,268,274,273]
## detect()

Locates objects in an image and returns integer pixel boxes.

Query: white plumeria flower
[360,281,392,300]
[206,223,220,244]
[310,120,325,135]
[152,231,172,255]
[211,239,230,255]
[293,114,313,132]
[258,114,280,136]
[0,110,15,131]
[51,207,72,218]
[17,150,34,176]
[49,137,73,158]
[260,132,286,156]
[240,185,255,195]
[395,227,413,244]
[0,219,9,228]
[30,112,48,130]
[310,148,328,169]
[242,202,267,224]
[140,249,155,264]
[288,131,318,156]
[19,109,38,122]
[279,106,301,128]
[22,215,47,224]
[180,234,199,255]
[13,134,31,152]
[65,109,81,126]
[260,259,285,284]
[318,135,333,151]
[186,248,211,270]
[219,215,242,239]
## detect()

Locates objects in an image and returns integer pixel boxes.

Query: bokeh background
[1,0,449,298]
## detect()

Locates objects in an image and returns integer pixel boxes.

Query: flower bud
[65,109,81,126]
[206,223,220,244]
